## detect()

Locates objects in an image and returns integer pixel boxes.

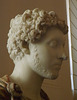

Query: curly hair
[7,8,68,62]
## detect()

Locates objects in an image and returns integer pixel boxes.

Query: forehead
[42,27,65,43]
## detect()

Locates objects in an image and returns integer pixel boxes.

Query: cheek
[44,47,57,60]
[37,46,56,66]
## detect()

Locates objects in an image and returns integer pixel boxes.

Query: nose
[61,53,67,60]
[57,47,67,60]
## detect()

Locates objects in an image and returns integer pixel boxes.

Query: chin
[50,75,59,80]
[47,73,59,80]
[44,73,59,80]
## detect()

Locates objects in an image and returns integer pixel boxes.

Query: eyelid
[47,39,65,48]
[47,39,56,44]
[47,40,57,47]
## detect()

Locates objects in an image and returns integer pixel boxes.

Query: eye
[48,40,58,48]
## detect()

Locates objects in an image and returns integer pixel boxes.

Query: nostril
[62,54,68,60]
[57,54,68,60]
[63,56,67,60]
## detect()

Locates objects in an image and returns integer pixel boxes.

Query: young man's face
[27,27,67,79]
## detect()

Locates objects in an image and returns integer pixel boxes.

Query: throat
[10,66,44,100]
[21,81,42,100]
[9,59,44,100]
[10,75,43,100]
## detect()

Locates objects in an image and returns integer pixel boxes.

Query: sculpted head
[7,8,68,79]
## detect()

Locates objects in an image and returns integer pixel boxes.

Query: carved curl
[7,8,68,62]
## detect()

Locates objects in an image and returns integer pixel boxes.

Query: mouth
[56,66,61,70]
[55,63,62,66]
[54,63,62,70]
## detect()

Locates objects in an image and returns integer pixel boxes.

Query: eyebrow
[47,38,65,45]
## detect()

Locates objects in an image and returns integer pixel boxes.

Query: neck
[10,60,44,100]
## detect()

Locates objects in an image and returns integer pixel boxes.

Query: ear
[22,40,30,54]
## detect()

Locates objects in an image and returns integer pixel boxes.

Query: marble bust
[0,8,68,100]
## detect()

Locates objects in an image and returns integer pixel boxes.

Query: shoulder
[0,75,22,100]
[0,76,11,100]
[0,86,11,100]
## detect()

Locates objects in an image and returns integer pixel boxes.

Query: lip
[51,62,62,67]
[55,63,62,66]
[56,66,61,70]
[54,63,62,70]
